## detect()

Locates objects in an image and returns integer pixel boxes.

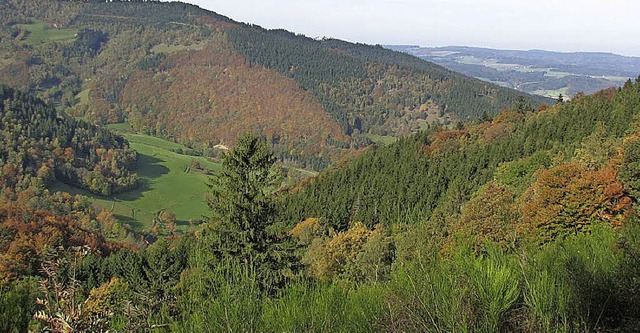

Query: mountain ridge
[0,0,549,169]
[388,45,640,98]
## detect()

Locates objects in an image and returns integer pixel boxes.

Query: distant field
[52,132,221,232]
[361,134,398,146]
[17,19,77,45]
[75,88,90,106]
[531,88,570,99]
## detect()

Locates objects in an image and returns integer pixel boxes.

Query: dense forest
[0,0,549,169]
[0,85,139,196]
[2,77,640,331]
[282,80,640,231]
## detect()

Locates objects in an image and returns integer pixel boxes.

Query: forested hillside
[0,85,141,256]
[0,0,548,168]
[0,85,138,196]
[282,80,640,231]
[4,1,640,332]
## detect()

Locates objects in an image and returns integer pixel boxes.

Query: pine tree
[204,133,298,292]
[206,133,279,267]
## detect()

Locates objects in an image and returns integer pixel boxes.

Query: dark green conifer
[205,133,296,291]
[206,133,279,264]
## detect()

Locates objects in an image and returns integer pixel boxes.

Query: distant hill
[0,0,548,169]
[387,45,640,99]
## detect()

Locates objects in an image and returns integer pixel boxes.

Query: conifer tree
[206,133,279,267]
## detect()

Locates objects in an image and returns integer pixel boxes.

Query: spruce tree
[204,133,299,292]
[205,133,280,268]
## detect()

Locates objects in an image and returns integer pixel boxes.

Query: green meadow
[361,133,399,146]
[17,19,77,45]
[53,132,221,232]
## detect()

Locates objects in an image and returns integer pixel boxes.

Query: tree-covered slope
[0,85,138,196]
[3,81,640,332]
[282,79,640,232]
[0,0,549,168]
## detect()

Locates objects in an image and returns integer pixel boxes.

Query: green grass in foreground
[17,19,77,45]
[52,133,221,232]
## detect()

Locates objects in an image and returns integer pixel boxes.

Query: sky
[179,0,640,57]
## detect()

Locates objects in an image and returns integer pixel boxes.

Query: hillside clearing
[52,133,221,232]
[16,19,77,45]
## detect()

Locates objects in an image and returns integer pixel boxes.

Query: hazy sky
[181,0,640,56]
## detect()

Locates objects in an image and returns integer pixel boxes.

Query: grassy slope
[53,132,221,232]
[18,19,77,45]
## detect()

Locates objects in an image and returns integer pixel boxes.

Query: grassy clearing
[531,88,568,99]
[361,134,398,146]
[74,88,90,106]
[17,19,77,45]
[51,127,317,233]
[52,133,221,232]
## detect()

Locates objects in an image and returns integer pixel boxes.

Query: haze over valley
[388,45,640,99]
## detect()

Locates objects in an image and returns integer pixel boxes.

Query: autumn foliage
[113,40,350,165]
[292,219,394,282]
[522,163,630,242]
[456,181,519,249]
[0,203,116,282]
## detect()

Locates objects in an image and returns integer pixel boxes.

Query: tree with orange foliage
[0,203,116,282]
[522,163,629,243]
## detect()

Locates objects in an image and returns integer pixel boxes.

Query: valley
[1,1,640,332]
[389,45,640,98]
[51,130,221,233]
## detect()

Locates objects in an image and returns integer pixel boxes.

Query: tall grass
[522,268,571,332]
[521,223,625,332]
[168,222,640,332]
[174,249,262,333]
[387,259,473,332]
[262,281,386,332]
[468,249,520,332]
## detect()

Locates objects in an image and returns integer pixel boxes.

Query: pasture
[17,19,77,45]
[53,133,221,232]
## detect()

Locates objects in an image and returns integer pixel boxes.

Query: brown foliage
[522,162,630,243]
[0,203,117,281]
[117,38,349,159]
[292,220,394,282]
[456,181,519,250]
[424,129,468,156]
